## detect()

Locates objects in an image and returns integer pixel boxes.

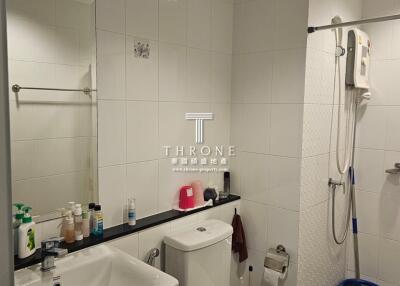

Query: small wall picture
[134,39,150,59]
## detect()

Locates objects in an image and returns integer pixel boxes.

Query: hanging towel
[231,213,248,263]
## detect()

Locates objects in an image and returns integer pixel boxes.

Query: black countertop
[14,194,240,271]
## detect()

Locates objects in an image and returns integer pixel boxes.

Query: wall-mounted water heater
[345,28,371,89]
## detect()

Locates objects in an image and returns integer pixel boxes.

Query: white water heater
[345,28,371,89]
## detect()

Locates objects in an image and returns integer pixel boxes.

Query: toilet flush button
[196,227,206,232]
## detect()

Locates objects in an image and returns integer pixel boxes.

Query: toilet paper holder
[264,245,290,274]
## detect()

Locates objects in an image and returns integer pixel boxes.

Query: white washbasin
[14,245,179,286]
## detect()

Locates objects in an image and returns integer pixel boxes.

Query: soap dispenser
[13,203,24,255]
[18,206,36,259]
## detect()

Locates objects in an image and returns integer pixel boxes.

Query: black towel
[231,213,248,263]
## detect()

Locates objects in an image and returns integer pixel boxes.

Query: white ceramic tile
[232,52,272,104]
[211,0,233,53]
[355,190,380,236]
[98,100,126,167]
[219,201,240,225]
[355,148,385,193]
[368,60,396,106]
[269,104,303,158]
[55,0,82,30]
[356,105,386,150]
[187,0,211,49]
[96,0,125,33]
[126,37,158,101]
[170,215,199,233]
[239,200,268,252]
[126,161,158,219]
[97,30,125,100]
[107,233,139,258]
[126,101,158,162]
[54,27,80,65]
[126,0,158,40]
[363,22,393,60]
[378,238,400,283]
[385,106,400,151]
[231,103,270,154]
[239,152,269,204]
[267,206,299,262]
[208,103,231,147]
[233,0,275,53]
[158,43,187,102]
[271,49,306,104]
[273,0,308,50]
[211,52,231,103]
[186,48,212,102]
[268,156,301,211]
[138,223,171,269]
[159,0,187,45]
[348,233,379,278]
[98,165,126,228]
[7,0,55,26]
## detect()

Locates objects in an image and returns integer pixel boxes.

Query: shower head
[332,16,343,46]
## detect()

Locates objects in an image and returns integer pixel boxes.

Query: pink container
[179,185,195,209]
[191,180,205,206]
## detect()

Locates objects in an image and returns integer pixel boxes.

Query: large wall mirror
[6,0,97,220]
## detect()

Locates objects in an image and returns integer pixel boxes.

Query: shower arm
[308,13,400,33]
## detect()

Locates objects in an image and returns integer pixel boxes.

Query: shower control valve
[335,46,346,57]
[328,178,344,188]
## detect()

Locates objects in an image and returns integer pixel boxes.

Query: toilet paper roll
[263,267,287,286]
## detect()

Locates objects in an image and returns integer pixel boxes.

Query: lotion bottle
[82,209,90,238]
[74,204,83,241]
[127,198,136,226]
[18,206,36,259]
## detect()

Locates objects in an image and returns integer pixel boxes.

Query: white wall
[96,0,233,228]
[6,0,95,215]
[345,1,400,285]
[230,0,309,285]
[300,1,363,286]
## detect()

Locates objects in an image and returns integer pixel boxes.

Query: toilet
[164,219,233,286]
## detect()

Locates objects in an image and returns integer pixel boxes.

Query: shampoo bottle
[18,206,36,259]
[82,209,90,238]
[127,198,136,226]
[93,205,103,236]
[74,204,83,241]
[88,202,96,234]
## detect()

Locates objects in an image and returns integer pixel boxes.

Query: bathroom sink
[14,245,179,286]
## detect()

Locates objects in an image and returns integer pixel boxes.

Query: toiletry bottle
[18,206,36,259]
[13,203,24,255]
[64,211,75,244]
[74,204,83,241]
[93,205,103,236]
[82,209,90,238]
[127,198,136,226]
[88,202,96,234]
[68,201,75,214]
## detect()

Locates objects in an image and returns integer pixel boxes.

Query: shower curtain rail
[308,13,400,33]
[11,84,96,95]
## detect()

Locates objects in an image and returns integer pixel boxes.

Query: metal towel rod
[12,84,96,95]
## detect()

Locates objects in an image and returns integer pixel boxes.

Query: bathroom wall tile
[267,206,299,262]
[211,0,233,53]
[378,238,400,283]
[7,0,55,26]
[240,200,268,252]
[355,148,385,193]
[268,156,301,211]
[126,37,158,101]
[231,103,270,154]
[348,233,379,278]
[238,152,269,204]
[159,0,187,45]
[186,48,212,102]
[355,190,380,236]
[208,103,231,147]
[363,22,393,60]
[233,0,275,53]
[385,106,400,152]
[271,49,306,104]
[98,165,126,228]
[138,223,171,269]
[54,27,80,65]
[187,0,211,49]
[98,100,126,167]
[356,105,386,150]
[126,0,158,40]
[107,233,139,258]
[232,52,272,104]
[170,215,199,233]
[126,101,158,162]
[96,0,125,33]
[219,201,241,224]
[269,104,303,158]
[211,52,231,103]
[55,0,82,30]
[97,30,125,100]
[369,60,396,106]
[197,207,221,222]
[273,0,308,50]
[126,160,158,219]
[158,43,187,102]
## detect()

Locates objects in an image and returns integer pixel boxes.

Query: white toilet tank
[164,219,233,286]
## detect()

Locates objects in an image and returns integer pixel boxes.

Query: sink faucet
[40,237,68,272]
